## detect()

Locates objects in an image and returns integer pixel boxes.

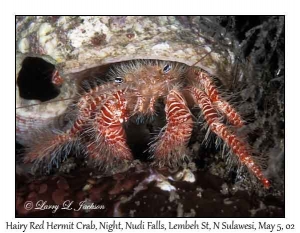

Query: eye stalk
[114,77,124,83]
[162,64,172,74]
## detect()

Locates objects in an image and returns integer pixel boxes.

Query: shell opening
[17,57,61,102]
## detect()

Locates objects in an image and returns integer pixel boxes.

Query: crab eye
[114,77,123,83]
[162,64,172,74]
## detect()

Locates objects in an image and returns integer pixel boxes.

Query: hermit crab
[16,16,272,189]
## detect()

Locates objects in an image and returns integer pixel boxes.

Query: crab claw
[152,89,194,167]
[88,90,133,165]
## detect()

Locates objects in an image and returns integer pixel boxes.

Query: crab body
[22,60,269,188]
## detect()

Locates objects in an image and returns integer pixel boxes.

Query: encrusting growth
[22,60,270,188]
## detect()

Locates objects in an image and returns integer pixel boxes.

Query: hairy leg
[189,69,244,127]
[23,83,115,166]
[88,90,133,165]
[152,89,193,167]
[188,86,270,188]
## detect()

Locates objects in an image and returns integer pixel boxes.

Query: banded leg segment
[24,95,104,164]
[24,84,112,164]
[188,86,270,188]
[90,91,133,162]
[70,82,124,136]
[190,69,244,127]
[153,89,193,166]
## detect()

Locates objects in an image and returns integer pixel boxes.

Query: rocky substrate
[16,162,284,217]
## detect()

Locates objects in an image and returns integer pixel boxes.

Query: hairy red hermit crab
[16,16,270,189]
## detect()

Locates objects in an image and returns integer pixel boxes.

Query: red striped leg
[188,86,270,188]
[91,91,132,163]
[152,89,193,166]
[65,82,115,137]
[23,98,101,164]
[191,69,244,127]
[24,86,106,164]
